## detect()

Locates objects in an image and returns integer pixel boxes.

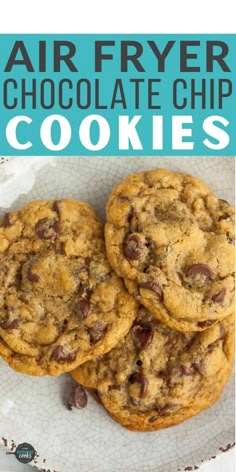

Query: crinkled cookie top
[105,169,235,331]
[0,200,137,375]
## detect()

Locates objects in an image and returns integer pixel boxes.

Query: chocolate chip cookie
[72,307,234,431]
[105,169,235,331]
[0,200,137,375]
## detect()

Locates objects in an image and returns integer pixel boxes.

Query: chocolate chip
[89,323,107,343]
[15,271,22,290]
[27,268,40,282]
[148,415,157,423]
[156,403,177,416]
[136,359,143,366]
[85,287,93,298]
[68,384,87,410]
[124,235,140,260]
[0,213,11,227]
[132,325,154,348]
[147,238,155,250]
[139,279,163,299]
[129,372,148,398]
[127,206,136,223]
[197,320,215,328]
[76,299,90,319]
[218,213,231,221]
[117,196,130,202]
[124,233,155,266]
[35,218,59,240]
[185,263,212,280]
[212,288,226,304]
[52,201,61,215]
[0,318,20,330]
[109,384,121,391]
[124,245,140,260]
[51,345,76,362]
[180,365,192,376]
[192,361,204,375]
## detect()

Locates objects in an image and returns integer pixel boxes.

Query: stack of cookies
[72,169,235,430]
[0,169,234,432]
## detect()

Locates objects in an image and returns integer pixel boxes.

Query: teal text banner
[0,34,235,155]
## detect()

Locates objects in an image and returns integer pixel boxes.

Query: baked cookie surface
[0,200,137,375]
[105,169,235,331]
[72,308,234,431]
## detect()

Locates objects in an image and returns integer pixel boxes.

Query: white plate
[0,156,235,472]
